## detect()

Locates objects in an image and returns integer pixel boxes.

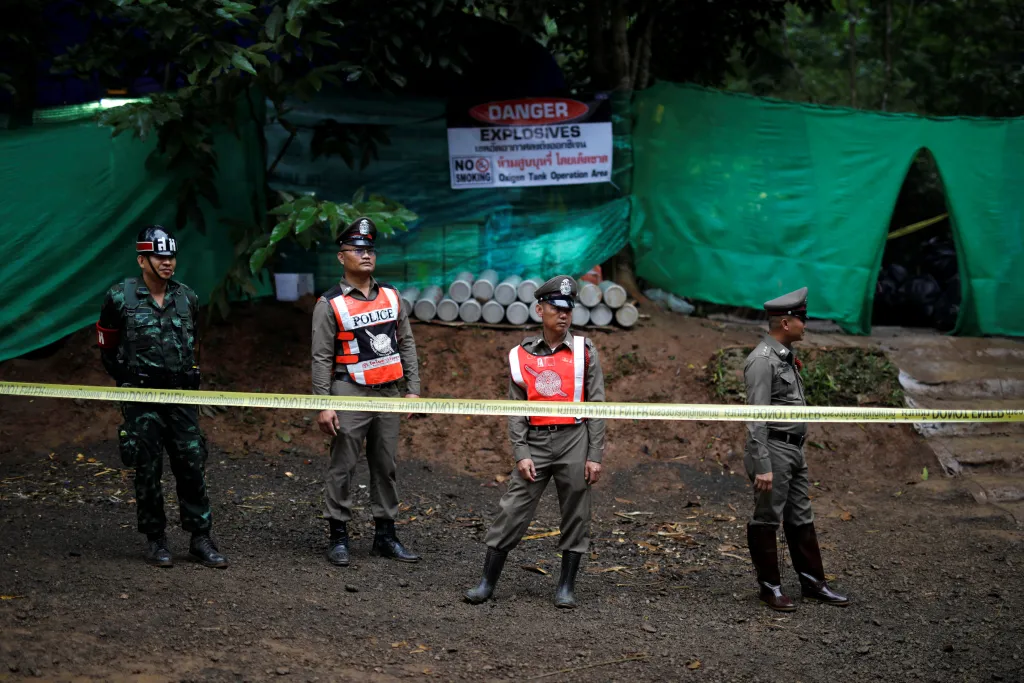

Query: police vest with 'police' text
[327,285,403,386]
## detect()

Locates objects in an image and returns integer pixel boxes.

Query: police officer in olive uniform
[96,226,227,569]
[465,275,606,608]
[311,217,421,567]
[744,287,847,610]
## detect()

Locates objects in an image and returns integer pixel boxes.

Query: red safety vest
[328,285,404,386]
[509,336,586,426]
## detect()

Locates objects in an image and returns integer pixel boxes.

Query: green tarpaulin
[630,82,1024,336]
[266,91,632,294]
[0,114,264,363]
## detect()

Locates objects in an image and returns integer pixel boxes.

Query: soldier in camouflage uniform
[96,225,227,569]
[743,287,846,610]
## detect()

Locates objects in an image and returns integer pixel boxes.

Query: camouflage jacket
[98,278,199,378]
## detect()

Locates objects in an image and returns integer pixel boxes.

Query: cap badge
[559,279,572,296]
[358,219,370,235]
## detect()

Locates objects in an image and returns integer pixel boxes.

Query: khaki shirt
[508,331,607,463]
[311,277,420,396]
[743,335,807,474]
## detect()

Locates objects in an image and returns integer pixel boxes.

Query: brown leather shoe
[747,524,795,611]
[758,581,796,611]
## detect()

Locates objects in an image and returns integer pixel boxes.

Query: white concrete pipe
[413,285,443,321]
[494,275,522,306]
[506,301,530,326]
[472,269,499,302]
[436,296,460,322]
[400,287,420,314]
[448,271,475,303]
[481,300,506,324]
[615,302,639,328]
[589,303,614,327]
[459,298,482,323]
[572,305,591,327]
[517,277,542,304]
[599,280,627,309]
[578,281,602,308]
[528,302,542,323]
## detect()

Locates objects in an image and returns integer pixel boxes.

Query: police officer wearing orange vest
[311,217,421,567]
[465,275,606,608]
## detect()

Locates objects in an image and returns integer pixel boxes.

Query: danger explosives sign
[447,95,613,189]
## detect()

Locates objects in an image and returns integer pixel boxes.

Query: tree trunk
[631,7,655,91]
[587,0,610,90]
[881,0,892,110]
[848,0,857,107]
[610,0,631,91]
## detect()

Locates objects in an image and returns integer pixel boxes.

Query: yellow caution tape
[887,213,949,241]
[2,381,1022,424]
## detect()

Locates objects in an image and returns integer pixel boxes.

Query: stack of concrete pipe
[406,272,639,328]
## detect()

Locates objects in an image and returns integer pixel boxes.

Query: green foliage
[707,345,904,408]
[726,0,1024,117]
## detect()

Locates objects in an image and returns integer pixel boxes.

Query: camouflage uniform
[98,278,212,536]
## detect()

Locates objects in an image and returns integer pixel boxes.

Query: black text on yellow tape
[2,382,1023,424]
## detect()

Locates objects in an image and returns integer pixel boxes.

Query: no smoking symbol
[475,158,490,173]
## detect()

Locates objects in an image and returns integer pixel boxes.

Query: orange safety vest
[327,285,404,386]
[509,336,586,426]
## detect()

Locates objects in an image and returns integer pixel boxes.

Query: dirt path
[1,302,1022,681]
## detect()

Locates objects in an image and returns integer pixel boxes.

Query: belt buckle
[546,425,559,432]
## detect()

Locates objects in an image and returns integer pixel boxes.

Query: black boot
[144,533,173,568]
[554,551,583,609]
[747,524,795,612]
[326,521,350,566]
[371,519,420,563]
[464,548,508,604]
[189,533,229,568]
[784,522,849,606]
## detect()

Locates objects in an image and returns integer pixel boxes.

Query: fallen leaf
[410,644,430,654]
[720,552,748,562]
[521,529,560,541]
[727,503,737,512]
[0,595,26,600]
[520,565,549,575]
[481,481,498,488]
[636,541,659,552]
[687,659,702,670]
[600,566,630,573]
[839,511,853,521]
[494,474,508,483]
[712,515,736,523]
[276,431,292,443]
[86,457,97,463]
[76,454,84,462]
[284,472,294,478]
[921,466,929,481]
[718,543,740,553]
[615,497,636,504]
[391,641,408,648]
[809,441,825,450]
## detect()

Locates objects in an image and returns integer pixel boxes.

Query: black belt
[767,429,805,447]
[334,373,398,391]
[529,422,584,432]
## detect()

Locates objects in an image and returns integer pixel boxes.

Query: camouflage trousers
[118,402,212,536]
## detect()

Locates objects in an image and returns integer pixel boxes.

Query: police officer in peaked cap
[465,275,607,609]
[310,217,422,568]
[742,287,849,611]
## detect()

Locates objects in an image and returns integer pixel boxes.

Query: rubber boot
[464,547,508,604]
[554,551,583,609]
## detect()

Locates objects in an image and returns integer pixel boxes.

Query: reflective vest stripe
[509,347,525,388]
[572,335,585,403]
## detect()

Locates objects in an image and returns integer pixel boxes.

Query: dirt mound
[1,301,934,496]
